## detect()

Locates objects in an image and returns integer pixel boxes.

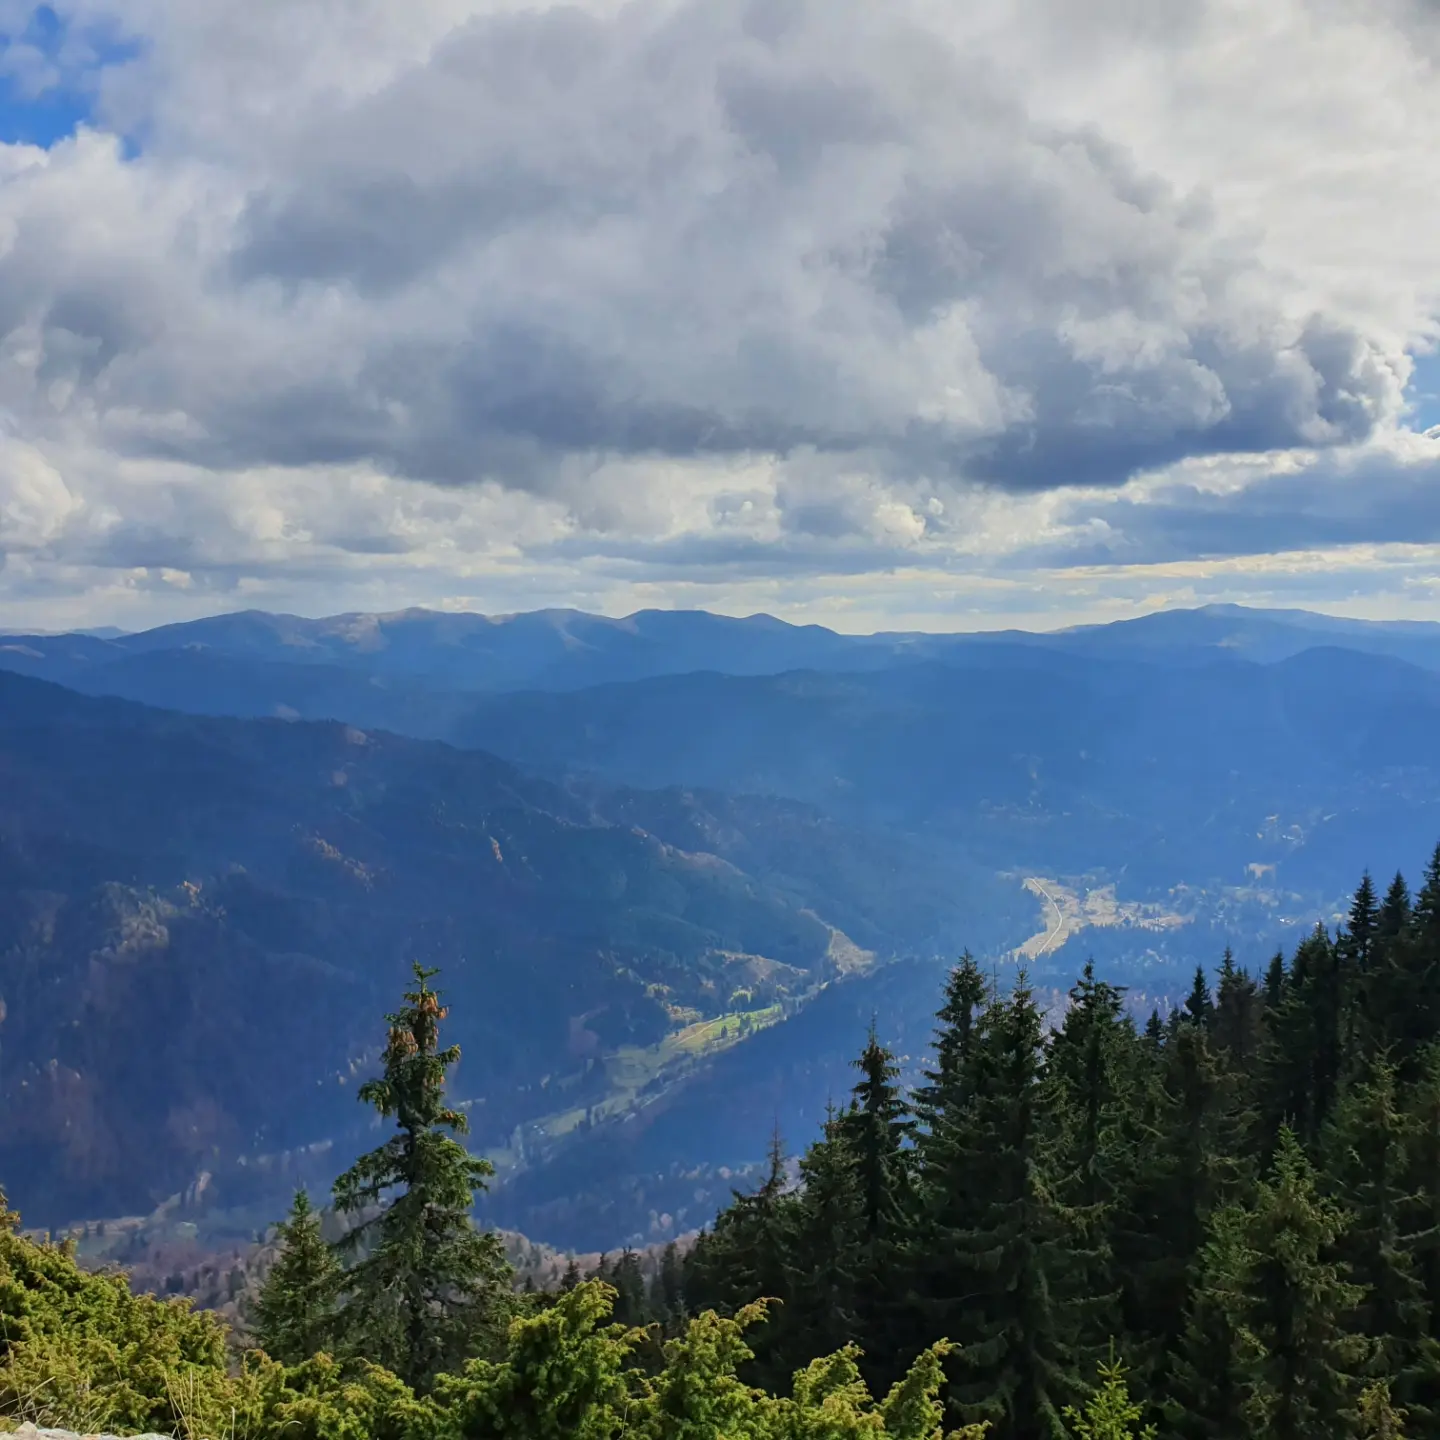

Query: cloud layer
[0,0,1438,628]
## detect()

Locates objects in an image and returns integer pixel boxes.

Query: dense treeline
[680,854,1440,1438]
[9,851,1440,1436]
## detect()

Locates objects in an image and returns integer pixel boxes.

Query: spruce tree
[251,1188,342,1364]
[1065,1348,1157,1440]
[1261,927,1346,1148]
[1366,873,1419,1060]
[836,1028,916,1385]
[1183,966,1214,1029]
[650,1241,685,1330]
[1042,962,1133,1360]
[609,1249,649,1327]
[1212,949,1263,1076]
[913,953,989,1138]
[1234,1127,1367,1440]
[1323,1056,1440,1422]
[1359,1380,1409,1440]
[786,1105,862,1363]
[1165,1203,1252,1440]
[680,1128,797,1386]
[1401,1043,1440,1409]
[331,963,511,1388]
[931,974,1082,1440]
[1121,1013,1245,1374]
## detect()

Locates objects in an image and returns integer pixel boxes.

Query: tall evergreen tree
[1232,1128,1367,1440]
[680,1127,797,1387]
[1043,963,1134,1359]
[650,1241,685,1330]
[1121,1013,1245,1375]
[1366,873,1418,1060]
[1211,949,1263,1076]
[1183,966,1214,1030]
[251,1189,342,1364]
[913,953,989,1138]
[1400,1043,1440,1398]
[931,975,1082,1440]
[331,963,511,1388]
[837,1029,915,1387]
[786,1105,862,1364]
[1165,1202,1253,1440]
[1347,874,1381,973]
[1323,1056,1440,1422]
[1261,927,1346,1148]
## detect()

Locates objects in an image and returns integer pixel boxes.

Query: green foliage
[1217,1129,1367,1440]
[0,1189,235,1436]
[1358,1379,1407,1440]
[331,963,513,1388]
[431,1281,642,1440]
[1062,1350,1155,1440]
[252,1189,343,1366]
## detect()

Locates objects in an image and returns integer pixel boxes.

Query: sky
[1,0,1440,635]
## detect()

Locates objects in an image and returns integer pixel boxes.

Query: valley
[2,602,1436,1256]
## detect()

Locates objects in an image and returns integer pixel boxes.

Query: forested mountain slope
[0,671,868,1228]
[452,646,1440,892]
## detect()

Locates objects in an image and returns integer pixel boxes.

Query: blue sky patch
[0,4,137,149]
[1407,352,1440,433]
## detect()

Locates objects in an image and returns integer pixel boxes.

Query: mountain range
[4,601,1440,1248]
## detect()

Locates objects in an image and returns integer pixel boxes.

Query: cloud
[1035,434,1440,568]
[0,0,1437,626]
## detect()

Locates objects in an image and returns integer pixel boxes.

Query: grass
[485,1001,787,1173]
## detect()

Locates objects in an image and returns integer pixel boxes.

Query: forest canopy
[11,849,1440,1439]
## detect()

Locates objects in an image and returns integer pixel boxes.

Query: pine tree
[786,1105,862,1363]
[1165,1203,1252,1440]
[1183,966,1214,1030]
[1263,950,1287,1012]
[680,1127,797,1386]
[1141,1008,1166,1054]
[1324,1056,1440,1419]
[1400,1042,1440,1414]
[650,1241,685,1330]
[913,953,989,1137]
[251,1189,343,1364]
[609,1249,649,1327]
[1347,874,1381,972]
[837,1027,915,1387]
[1359,1380,1408,1440]
[1065,1348,1157,1440]
[1212,949,1263,1076]
[331,963,511,1388]
[1261,927,1346,1148]
[1042,963,1133,1359]
[930,975,1082,1440]
[1367,873,1420,1060]
[1235,1128,1368,1440]
[1121,1014,1245,1373]
[1388,850,1440,1065]
[840,1029,915,1245]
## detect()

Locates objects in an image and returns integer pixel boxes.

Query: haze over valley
[3,600,1437,1251]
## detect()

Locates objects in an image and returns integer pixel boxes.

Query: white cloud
[0,0,1437,628]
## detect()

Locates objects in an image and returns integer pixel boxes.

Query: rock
[10,1425,175,1440]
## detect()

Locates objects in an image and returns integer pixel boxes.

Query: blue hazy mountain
[8,605,1440,1246]
[7,604,1440,718]
[0,670,921,1229]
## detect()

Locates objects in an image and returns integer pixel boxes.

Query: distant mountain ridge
[6,603,1440,707]
[9,601,1440,1249]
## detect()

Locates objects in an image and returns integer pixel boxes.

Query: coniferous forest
[11,852,1440,1437]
